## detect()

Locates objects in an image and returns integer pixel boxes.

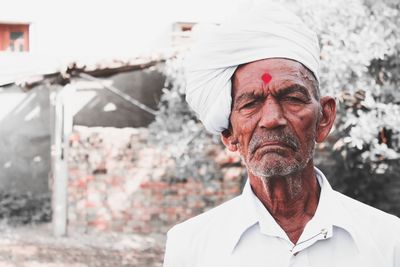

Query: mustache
[249,130,300,154]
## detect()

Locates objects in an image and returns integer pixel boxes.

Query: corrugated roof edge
[0,57,167,90]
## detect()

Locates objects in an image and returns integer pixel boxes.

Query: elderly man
[163,1,400,267]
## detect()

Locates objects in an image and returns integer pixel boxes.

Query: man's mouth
[249,132,299,155]
[258,141,293,149]
[253,141,294,153]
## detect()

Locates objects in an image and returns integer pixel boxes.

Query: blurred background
[0,0,399,266]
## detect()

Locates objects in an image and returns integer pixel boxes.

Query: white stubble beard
[241,131,316,180]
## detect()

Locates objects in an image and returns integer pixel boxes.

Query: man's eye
[283,96,307,103]
[241,101,258,109]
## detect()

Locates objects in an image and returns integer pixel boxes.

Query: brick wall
[67,126,244,234]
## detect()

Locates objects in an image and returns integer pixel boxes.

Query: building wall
[67,126,244,234]
[0,0,243,85]
[0,84,52,194]
[0,67,164,194]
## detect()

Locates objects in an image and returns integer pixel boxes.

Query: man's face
[226,58,322,178]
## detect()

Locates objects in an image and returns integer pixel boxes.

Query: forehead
[232,58,314,96]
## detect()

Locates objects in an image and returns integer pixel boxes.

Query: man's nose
[258,97,287,129]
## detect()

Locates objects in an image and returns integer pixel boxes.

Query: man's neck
[248,163,320,244]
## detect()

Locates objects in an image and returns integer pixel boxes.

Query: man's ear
[221,129,239,152]
[316,96,336,143]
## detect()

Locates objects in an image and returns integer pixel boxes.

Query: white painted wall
[0,0,244,84]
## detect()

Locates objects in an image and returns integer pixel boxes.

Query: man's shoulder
[335,190,400,224]
[333,190,400,245]
[329,190,400,266]
[167,195,242,240]
[164,195,243,266]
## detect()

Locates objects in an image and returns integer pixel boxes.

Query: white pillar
[52,84,74,237]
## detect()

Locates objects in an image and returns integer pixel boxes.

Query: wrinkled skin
[221,58,336,244]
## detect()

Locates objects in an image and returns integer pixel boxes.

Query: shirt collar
[227,167,362,253]
[313,168,362,251]
[225,181,259,253]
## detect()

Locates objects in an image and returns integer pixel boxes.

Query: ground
[0,223,165,267]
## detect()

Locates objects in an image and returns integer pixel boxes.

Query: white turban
[184,0,320,134]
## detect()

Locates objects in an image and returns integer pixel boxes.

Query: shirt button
[321,228,328,238]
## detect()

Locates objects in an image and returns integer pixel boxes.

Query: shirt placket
[289,250,309,267]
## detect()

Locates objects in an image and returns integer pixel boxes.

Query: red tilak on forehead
[261,73,272,84]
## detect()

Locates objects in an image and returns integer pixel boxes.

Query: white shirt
[163,168,400,267]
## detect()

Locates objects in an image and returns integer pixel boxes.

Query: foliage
[0,191,52,225]
[293,0,400,166]
[148,58,223,182]
[293,0,400,212]
[149,0,400,213]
